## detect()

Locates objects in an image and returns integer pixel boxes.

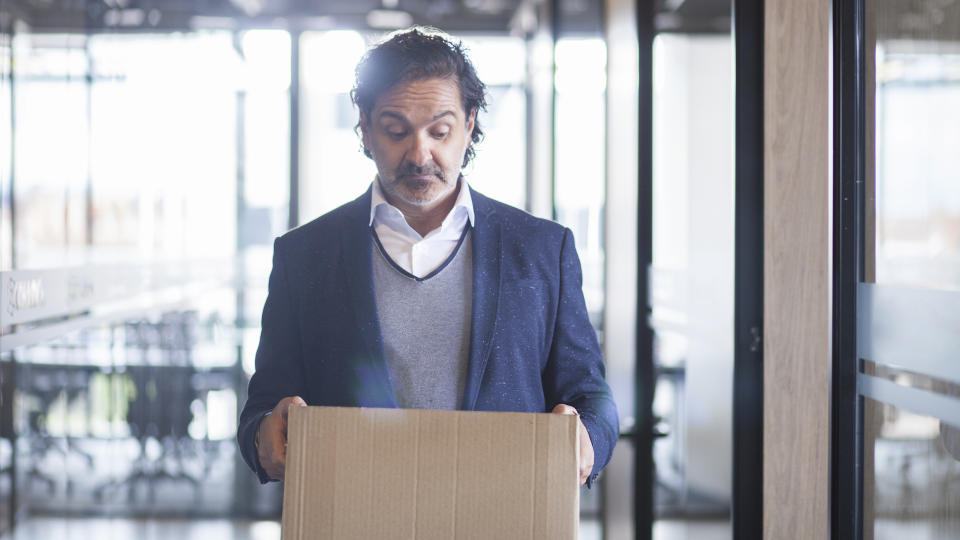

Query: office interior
[0,0,957,538]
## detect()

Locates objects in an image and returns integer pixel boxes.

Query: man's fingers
[265,459,284,480]
[279,395,307,421]
[552,404,593,486]
[276,396,306,452]
[552,404,578,415]
[290,396,307,408]
[578,420,595,486]
[259,396,307,480]
[579,436,592,485]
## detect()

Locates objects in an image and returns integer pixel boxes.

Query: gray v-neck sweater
[372,230,472,410]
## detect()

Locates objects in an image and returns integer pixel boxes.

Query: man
[237,28,618,488]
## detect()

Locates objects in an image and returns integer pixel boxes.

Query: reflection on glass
[651,33,733,523]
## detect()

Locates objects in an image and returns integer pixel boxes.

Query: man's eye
[432,131,449,139]
[387,130,407,139]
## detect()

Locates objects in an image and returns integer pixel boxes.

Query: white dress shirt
[369,178,475,278]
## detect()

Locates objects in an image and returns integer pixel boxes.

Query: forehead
[373,77,464,119]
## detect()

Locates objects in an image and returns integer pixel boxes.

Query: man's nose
[408,133,433,167]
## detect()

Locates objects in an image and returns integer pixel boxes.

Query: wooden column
[763,0,832,538]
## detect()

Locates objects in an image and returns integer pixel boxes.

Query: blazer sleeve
[541,228,620,484]
[237,236,309,484]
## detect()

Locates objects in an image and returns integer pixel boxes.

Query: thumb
[552,404,578,415]
[280,396,308,420]
[289,396,307,408]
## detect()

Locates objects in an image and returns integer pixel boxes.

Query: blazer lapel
[462,189,502,410]
[340,187,397,408]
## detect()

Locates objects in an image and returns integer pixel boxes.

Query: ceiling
[4,0,735,35]
[5,0,524,33]
[7,0,956,41]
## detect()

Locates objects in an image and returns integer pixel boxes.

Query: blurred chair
[22,362,96,497]
[92,311,240,509]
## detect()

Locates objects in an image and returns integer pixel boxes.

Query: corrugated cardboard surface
[281,406,579,540]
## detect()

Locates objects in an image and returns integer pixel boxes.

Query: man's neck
[383,178,462,237]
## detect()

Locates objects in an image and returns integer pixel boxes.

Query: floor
[4,518,281,540]
[873,519,960,540]
[9,515,959,540]
[3,516,731,540]
[653,519,730,540]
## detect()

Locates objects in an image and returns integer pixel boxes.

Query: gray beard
[379,174,459,208]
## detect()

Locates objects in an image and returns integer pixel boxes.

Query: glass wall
[8,31,240,270]
[11,33,89,270]
[0,16,11,533]
[87,32,239,265]
[461,35,527,210]
[867,392,960,538]
[554,37,606,323]
[0,21,281,531]
[862,1,960,538]
[299,29,374,221]
[651,32,734,528]
[874,24,960,291]
[236,29,291,388]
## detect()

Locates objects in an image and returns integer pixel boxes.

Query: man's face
[361,77,475,208]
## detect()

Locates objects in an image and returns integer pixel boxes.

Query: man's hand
[257,396,307,480]
[552,404,594,486]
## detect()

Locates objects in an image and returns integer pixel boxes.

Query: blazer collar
[339,186,397,408]
[461,188,502,410]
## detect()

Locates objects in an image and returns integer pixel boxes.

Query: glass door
[834,0,960,538]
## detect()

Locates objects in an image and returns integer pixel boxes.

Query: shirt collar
[369,176,475,228]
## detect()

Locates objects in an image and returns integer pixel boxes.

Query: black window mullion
[831,0,867,537]
[732,0,765,537]
[635,0,655,537]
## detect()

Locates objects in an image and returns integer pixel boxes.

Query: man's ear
[359,111,372,153]
[359,112,369,134]
[465,109,476,137]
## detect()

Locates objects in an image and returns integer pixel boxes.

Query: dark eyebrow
[430,111,456,122]
[377,110,457,123]
[378,111,409,123]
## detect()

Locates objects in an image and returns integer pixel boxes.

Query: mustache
[395,163,445,182]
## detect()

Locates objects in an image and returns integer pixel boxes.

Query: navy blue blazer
[238,186,619,485]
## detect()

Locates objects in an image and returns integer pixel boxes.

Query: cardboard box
[281,406,580,540]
